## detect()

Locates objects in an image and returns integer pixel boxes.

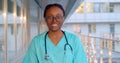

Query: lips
[51,24,58,27]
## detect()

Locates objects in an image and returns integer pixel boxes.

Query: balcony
[78,33,120,63]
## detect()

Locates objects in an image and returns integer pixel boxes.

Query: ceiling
[33,0,84,21]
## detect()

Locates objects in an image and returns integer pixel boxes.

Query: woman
[23,3,88,63]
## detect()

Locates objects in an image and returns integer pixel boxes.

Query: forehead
[46,6,64,15]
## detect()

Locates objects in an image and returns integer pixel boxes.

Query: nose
[52,17,57,22]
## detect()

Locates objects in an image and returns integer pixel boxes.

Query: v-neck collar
[46,34,65,48]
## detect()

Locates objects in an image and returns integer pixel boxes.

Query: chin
[49,29,61,32]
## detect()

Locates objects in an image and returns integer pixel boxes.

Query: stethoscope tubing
[44,31,73,60]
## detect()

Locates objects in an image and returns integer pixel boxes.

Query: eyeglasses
[45,16,64,21]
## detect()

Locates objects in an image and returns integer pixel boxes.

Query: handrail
[79,34,120,42]
[78,33,120,63]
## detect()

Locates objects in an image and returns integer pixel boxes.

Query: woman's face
[45,6,64,32]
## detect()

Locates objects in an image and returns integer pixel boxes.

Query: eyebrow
[46,14,64,16]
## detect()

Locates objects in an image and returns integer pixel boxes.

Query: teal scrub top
[22,31,88,63]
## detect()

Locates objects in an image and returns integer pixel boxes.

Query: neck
[47,30,63,45]
[48,30,63,35]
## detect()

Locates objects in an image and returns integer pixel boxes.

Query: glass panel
[0,0,5,63]
[7,0,15,63]
[110,3,120,13]
[30,0,38,41]
[17,1,23,63]
[17,14,22,63]
[100,3,109,13]
[75,3,84,13]
[88,24,91,33]
[110,24,115,34]
[109,3,114,13]
[86,2,94,13]
[89,24,96,33]
[113,3,120,13]
[7,0,22,62]
[94,3,100,13]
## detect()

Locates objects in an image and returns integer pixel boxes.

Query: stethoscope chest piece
[45,54,50,60]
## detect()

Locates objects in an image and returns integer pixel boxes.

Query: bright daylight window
[75,3,84,13]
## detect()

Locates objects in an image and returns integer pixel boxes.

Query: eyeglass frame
[45,16,64,21]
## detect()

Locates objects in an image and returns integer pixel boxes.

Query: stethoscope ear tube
[63,31,73,53]
[45,32,48,56]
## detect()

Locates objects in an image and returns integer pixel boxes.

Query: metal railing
[78,33,120,63]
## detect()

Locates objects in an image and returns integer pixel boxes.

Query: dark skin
[45,6,65,46]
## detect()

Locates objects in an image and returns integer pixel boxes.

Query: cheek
[59,22,64,26]
[60,20,64,25]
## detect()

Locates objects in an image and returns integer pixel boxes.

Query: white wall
[67,13,120,23]
[96,24,110,36]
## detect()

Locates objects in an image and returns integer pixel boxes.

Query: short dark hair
[44,3,65,17]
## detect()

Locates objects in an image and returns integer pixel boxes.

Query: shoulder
[32,31,47,40]
[28,31,48,49]
[30,31,47,45]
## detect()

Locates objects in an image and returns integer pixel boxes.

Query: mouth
[51,24,58,27]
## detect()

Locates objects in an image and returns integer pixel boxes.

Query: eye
[45,16,64,21]
[56,16,63,19]
[46,16,53,19]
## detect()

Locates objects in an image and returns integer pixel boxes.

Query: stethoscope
[44,31,73,60]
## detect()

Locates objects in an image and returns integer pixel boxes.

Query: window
[11,25,19,35]
[88,24,96,33]
[84,2,110,13]
[110,24,115,34]
[94,3,100,13]
[109,3,114,12]
[110,24,115,49]
[109,3,120,13]
[86,2,94,13]
[75,3,84,13]
[76,2,120,13]
[100,3,109,13]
